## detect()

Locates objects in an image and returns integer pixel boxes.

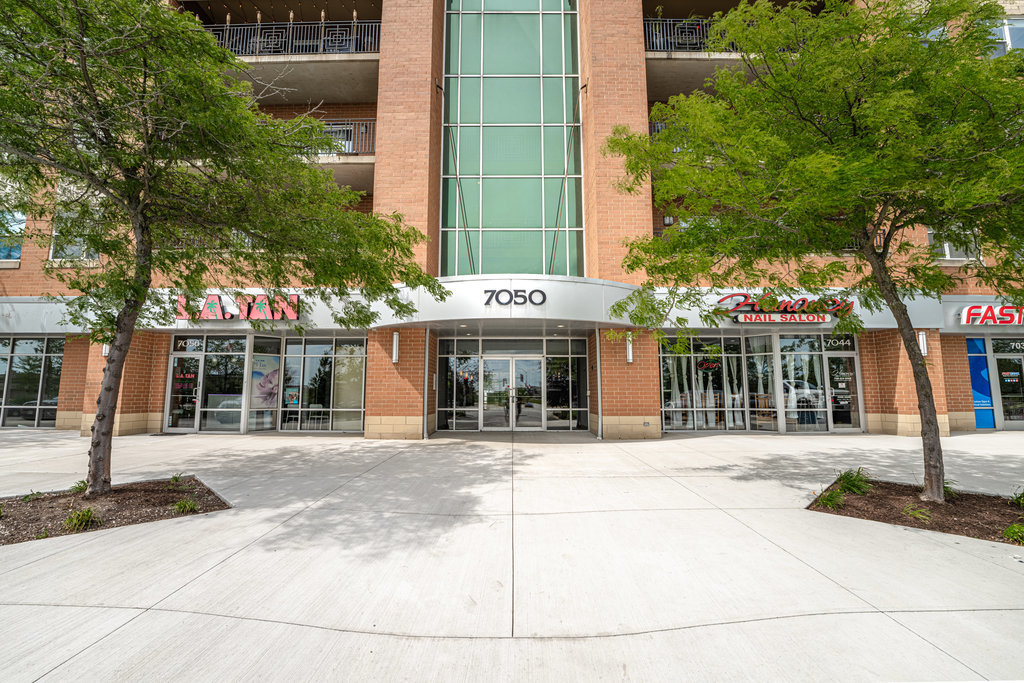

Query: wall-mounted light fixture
[917,331,928,357]
[392,331,400,363]
[625,335,634,364]
[101,344,110,357]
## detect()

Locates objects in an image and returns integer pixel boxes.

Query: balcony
[317,119,375,192]
[200,19,380,105]
[644,17,741,101]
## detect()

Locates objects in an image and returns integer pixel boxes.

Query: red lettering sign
[717,290,854,318]
[176,294,300,321]
[961,305,1024,326]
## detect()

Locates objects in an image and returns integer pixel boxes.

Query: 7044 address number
[484,289,547,306]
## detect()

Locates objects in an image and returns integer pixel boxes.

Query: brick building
[1,0,1022,439]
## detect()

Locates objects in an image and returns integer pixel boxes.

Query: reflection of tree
[7,355,42,404]
[305,355,332,407]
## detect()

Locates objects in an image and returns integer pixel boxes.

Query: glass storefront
[166,334,366,433]
[437,337,588,430]
[992,337,1024,428]
[0,336,64,428]
[661,333,862,433]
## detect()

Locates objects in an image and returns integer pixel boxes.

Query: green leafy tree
[607,0,1024,502]
[0,0,445,496]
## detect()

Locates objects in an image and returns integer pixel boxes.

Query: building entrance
[482,357,543,430]
[994,339,1024,428]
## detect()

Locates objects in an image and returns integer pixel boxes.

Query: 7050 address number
[484,289,547,306]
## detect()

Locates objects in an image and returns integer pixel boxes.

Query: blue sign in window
[967,338,996,428]
[966,337,986,355]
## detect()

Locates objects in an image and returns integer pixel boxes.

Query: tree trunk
[862,246,945,503]
[85,305,143,497]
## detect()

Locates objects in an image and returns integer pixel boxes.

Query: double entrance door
[996,352,1024,428]
[481,357,543,430]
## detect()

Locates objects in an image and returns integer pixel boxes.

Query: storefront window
[281,337,365,431]
[1,336,65,428]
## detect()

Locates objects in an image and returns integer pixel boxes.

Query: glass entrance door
[481,357,544,430]
[826,356,861,429]
[997,356,1024,428]
[167,357,200,431]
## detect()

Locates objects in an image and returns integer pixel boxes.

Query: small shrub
[170,472,183,484]
[1003,524,1024,545]
[815,488,846,511]
[69,480,87,493]
[943,479,960,500]
[35,528,49,540]
[0,502,3,519]
[173,497,198,514]
[1009,487,1024,511]
[835,468,873,495]
[63,508,100,533]
[902,504,932,523]
[20,490,41,502]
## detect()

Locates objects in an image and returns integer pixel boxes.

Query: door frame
[163,354,203,433]
[823,351,866,432]
[479,356,546,431]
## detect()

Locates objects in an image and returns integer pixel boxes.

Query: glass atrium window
[442,0,583,276]
[0,212,24,261]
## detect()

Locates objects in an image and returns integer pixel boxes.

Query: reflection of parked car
[783,380,824,408]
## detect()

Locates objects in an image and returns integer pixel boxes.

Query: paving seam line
[29,442,418,682]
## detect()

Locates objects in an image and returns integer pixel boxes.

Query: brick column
[55,334,90,431]
[374,0,445,274]
[578,0,652,282]
[940,334,976,431]
[598,330,661,439]
[859,329,951,436]
[364,327,427,439]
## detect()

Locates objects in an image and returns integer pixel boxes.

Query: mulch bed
[0,476,229,546]
[810,479,1024,546]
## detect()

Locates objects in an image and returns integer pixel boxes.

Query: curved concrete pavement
[1,430,1022,680]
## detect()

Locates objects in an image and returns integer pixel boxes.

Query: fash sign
[960,305,1024,326]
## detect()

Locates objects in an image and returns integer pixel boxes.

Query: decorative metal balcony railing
[644,18,726,52]
[207,21,381,56]
[319,119,375,155]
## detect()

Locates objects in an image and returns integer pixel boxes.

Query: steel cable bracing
[548,82,583,276]
[441,83,477,276]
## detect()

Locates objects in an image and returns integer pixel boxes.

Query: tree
[607,0,1024,502]
[0,0,445,496]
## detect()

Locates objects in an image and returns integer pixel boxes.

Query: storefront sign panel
[960,305,1024,326]
[734,312,833,324]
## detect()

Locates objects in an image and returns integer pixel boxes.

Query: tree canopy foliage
[607,0,1024,501]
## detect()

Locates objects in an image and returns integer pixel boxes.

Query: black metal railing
[207,21,381,56]
[319,119,375,155]
[644,18,723,52]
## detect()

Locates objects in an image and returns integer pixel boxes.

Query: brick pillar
[578,0,652,282]
[859,329,951,436]
[55,334,90,431]
[940,334,976,431]
[364,327,427,439]
[77,331,171,437]
[598,330,661,439]
[374,0,445,274]
[587,331,600,436]
[425,331,438,435]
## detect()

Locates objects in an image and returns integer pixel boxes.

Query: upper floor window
[0,212,25,261]
[927,228,974,260]
[49,228,97,262]
[990,18,1024,56]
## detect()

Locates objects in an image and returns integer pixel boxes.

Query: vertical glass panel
[46,338,65,354]
[285,339,303,355]
[564,78,580,120]
[445,13,460,74]
[4,354,41,406]
[168,357,199,429]
[248,410,277,431]
[543,125,566,173]
[38,408,56,428]
[747,355,775,409]
[482,78,541,123]
[544,231,567,275]
[570,339,587,355]
[455,357,479,407]
[445,229,479,275]
[40,355,62,403]
[1008,18,1024,48]
[542,78,564,123]
[455,339,480,354]
[661,355,692,411]
[252,337,281,354]
[441,233,456,277]
[482,339,543,355]
[201,354,244,410]
[483,14,540,75]
[723,354,744,429]
[248,355,281,410]
[333,355,365,409]
[567,230,583,276]
[302,355,333,408]
[438,339,456,356]
[300,410,331,431]
[487,0,538,9]
[547,339,569,354]
[542,14,563,74]
[460,13,481,74]
[513,358,543,428]
[482,179,542,228]
[459,126,481,174]
[546,356,570,407]
[438,356,455,408]
[0,357,6,406]
[544,177,581,227]
[780,335,822,352]
[565,126,581,173]
[443,127,457,175]
[828,356,860,428]
[481,231,543,274]
[0,338,9,354]
[460,78,481,123]
[335,339,365,355]
[0,212,24,260]
[746,335,773,354]
[663,410,694,430]
[444,77,459,123]
[332,411,363,431]
[693,356,726,429]
[965,337,986,355]
[546,409,572,430]
[782,353,827,431]
[992,338,1024,353]
[969,355,994,409]
[481,127,542,175]
[443,178,481,229]
[201,412,242,433]
[282,356,302,410]
[571,356,587,407]
[304,340,333,356]
[563,14,579,74]
[280,409,300,430]
[13,338,44,354]
[482,358,511,428]
[446,0,460,10]
[463,0,481,10]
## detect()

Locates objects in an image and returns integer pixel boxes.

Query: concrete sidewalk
[0,430,1022,681]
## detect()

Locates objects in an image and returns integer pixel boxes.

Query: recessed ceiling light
[557,324,565,328]
[459,324,467,328]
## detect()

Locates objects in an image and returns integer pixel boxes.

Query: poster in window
[250,355,281,408]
